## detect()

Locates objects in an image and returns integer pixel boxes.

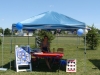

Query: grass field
[0,36,100,75]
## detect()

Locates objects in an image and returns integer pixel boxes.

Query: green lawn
[0,36,100,75]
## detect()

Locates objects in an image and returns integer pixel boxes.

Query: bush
[83,25,99,50]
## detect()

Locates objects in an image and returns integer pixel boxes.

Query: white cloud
[49,5,54,8]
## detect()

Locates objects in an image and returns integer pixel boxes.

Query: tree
[38,30,55,42]
[4,28,11,35]
[35,30,55,47]
[84,25,99,50]
[97,29,100,34]
[0,28,3,33]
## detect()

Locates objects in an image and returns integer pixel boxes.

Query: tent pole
[27,32,29,45]
[84,32,86,72]
[76,35,79,59]
[57,33,58,46]
[77,36,79,48]
[1,29,4,68]
[10,29,13,69]
[35,33,37,48]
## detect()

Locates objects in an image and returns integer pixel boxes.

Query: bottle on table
[53,48,55,53]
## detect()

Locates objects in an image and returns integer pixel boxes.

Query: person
[40,35,51,70]
[40,36,50,53]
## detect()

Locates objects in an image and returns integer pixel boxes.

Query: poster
[15,46,31,65]
[66,59,76,72]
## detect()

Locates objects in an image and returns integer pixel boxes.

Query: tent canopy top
[12,11,86,30]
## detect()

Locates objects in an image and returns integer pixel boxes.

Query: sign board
[15,45,32,72]
[66,59,76,72]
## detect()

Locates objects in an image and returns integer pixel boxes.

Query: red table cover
[31,52,64,58]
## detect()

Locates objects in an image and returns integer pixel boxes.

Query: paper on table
[34,52,43,54]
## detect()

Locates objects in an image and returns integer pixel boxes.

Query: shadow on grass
[2,59,66,72]
[89,59,100,70]
[3,60,16,71]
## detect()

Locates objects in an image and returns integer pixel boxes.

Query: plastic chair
[57,48,64,53]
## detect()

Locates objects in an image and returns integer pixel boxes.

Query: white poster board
[66,59,76,72]
[15,45,32,72]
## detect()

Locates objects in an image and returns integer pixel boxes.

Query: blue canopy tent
[12,11,86,30]
[11,11,87,71]
[12,11,87,50]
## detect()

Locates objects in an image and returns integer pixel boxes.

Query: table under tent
[11,11,87,72]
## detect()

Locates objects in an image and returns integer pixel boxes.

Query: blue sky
[0,0,100,29]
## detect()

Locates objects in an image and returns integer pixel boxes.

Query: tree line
[0,27,100,36]
[0,28,11,35]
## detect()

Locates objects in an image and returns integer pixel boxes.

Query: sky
[0,0,100,29]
